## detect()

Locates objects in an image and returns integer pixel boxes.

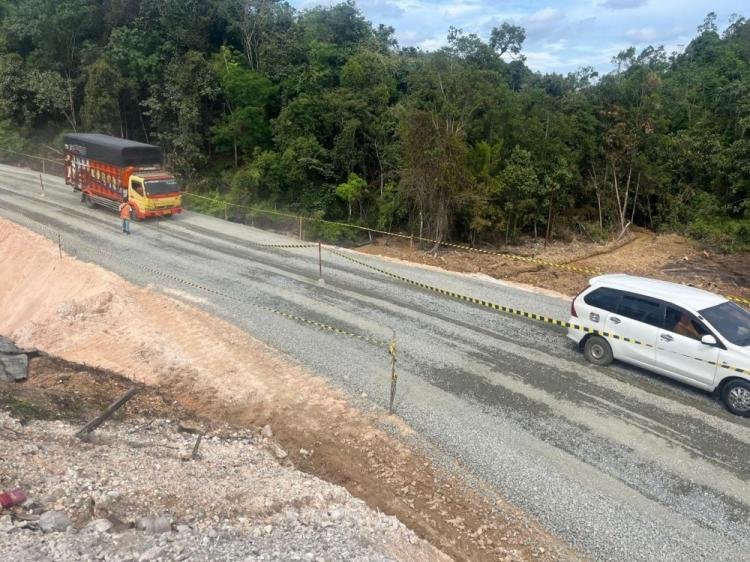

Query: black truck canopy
[64,133,163,167]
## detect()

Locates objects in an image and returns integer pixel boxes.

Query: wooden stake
[75,387,139,439]
[388,335,398,415]
[299,216,303,240]
[191,432,204,460]
[39,174,45,197]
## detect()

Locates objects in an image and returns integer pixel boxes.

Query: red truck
[64,133,182,219]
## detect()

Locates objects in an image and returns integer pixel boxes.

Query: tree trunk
[590,167,603,229]
[611,161,625,231]
[630,173,640,225]
[374,141,384,198]
[621,162,632,227]
[418,205,424,244]
[505,217,510,246]
[545,190,555,247]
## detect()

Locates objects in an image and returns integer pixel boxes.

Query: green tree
[336,172,366,220]
[211,46,275,166]
[81,59,124,135]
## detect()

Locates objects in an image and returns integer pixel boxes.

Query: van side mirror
[701,334,717,346]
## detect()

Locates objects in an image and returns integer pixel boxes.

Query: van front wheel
[583,336,613,366]
[722,380,750,417]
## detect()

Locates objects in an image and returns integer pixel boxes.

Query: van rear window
[584,288,621,312]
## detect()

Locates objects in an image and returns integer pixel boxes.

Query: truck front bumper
[143,207,182,218]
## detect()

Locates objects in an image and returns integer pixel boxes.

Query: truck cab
[127,172,182,219]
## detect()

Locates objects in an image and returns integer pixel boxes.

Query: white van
[568,275,750,416]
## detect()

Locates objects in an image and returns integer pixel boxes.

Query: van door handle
[610,317,621,324]
[660,334,673,342]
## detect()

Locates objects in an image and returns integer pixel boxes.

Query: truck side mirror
[701,334,717,346]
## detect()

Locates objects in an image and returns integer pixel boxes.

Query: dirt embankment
[359,230,750,303]
[0,219,577,561]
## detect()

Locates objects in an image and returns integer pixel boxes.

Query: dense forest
[0,1,748,249]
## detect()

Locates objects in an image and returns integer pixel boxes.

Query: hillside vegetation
[0,2,748,250]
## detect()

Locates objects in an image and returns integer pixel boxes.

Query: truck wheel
[722,379,750,417]
[84,195,96,208]
[583,336,613,366]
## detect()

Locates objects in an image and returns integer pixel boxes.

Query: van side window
[583,288,621,312]
[617,295,663,327]
[665,306,709,341]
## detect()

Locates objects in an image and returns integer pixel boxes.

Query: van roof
[589,274,727,311]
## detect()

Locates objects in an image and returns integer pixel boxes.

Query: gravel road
[1,164,748,561]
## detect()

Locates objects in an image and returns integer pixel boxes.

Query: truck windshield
[145,179,180,196]
[699,301,750,347]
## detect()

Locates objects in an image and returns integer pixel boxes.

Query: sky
[290,0,748,75]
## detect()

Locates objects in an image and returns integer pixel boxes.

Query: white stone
[39,510,72,533]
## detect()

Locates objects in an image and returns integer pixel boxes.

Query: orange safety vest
[119,202,132,220]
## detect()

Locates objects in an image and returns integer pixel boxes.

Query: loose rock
[135,516,172,534]
[38,510,71,533]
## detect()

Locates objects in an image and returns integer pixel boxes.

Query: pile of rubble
[0,410,444,561]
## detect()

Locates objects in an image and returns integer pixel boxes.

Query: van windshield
[699,302,750,346]
[145,179,179,196]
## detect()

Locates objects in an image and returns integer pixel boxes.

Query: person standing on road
[119,200,133,235]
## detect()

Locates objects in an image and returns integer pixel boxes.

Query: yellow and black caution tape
[181,192,750,303]
[180,192,601,273]
[329,249,749,375]
[727,294,750,307]
[3,151,746,300]
[100,248,387,348]
[11,214,386,349]
[247,241,317,249]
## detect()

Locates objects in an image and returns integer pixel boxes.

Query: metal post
[299,216,303,240]
[388,335,398,415]
[409,234,413,253]
[42,159,46,175]
[39,174,45,197]
[224,202,228,220]
[58,233,62,259]
[318,242,322,279]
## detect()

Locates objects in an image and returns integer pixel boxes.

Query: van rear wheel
[583,336,613,366]
[722,380,750,417]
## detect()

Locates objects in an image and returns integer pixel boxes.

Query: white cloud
[440,2,483,17]
[528,7,562,25]
[418,38,444,50]
[625,26,658,41]
[599,0,648,9]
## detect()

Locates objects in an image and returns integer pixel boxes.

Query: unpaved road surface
[1,164,749,561]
